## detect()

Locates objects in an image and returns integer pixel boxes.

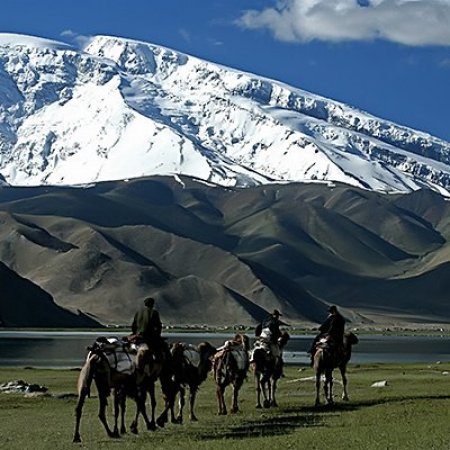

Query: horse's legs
[73,390,87,442]
[340,365,349,401]
[315,372,321,406]
[189,386,198,421]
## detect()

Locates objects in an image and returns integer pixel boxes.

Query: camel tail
[77,352,97,398]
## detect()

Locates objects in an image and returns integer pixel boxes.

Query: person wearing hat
[131,297,162,346]
[319,305,345,343]
[261,309,285,343]
[253,309,287,362]
[308,305,346,363]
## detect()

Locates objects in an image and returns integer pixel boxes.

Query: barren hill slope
[0,177,449,327]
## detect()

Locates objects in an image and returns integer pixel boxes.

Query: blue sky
[2,0,450,141]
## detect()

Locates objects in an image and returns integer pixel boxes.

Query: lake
[1,331,449,368]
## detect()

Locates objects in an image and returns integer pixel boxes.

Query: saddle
[315,335,345,364]
[89,337,135,375]
[179,343,202,368]
[214,340,249,371]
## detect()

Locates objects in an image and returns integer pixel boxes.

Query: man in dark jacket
[309,305,346,362]
[131,297,162,348]
[318,305,345,345]
[260,309,284,343]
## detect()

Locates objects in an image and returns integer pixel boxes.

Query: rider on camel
[309,305,346,364]
[131,297,165,358]
[253,309,286,361]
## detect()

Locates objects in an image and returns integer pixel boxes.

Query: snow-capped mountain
[1,33,450,194]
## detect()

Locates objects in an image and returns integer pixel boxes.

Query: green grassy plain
[1,363,450,450]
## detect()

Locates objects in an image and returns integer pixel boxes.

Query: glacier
[1,33,450,194]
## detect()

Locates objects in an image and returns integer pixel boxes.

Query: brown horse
[313,332,359,406]
[213,334,250,415]
[157,341,217,424]
[73,345,138,443]
[251,331,290,408]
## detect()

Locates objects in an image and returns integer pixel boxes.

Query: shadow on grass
[199,394,450,440]
[198,412,322,440]
[288,394,450,414]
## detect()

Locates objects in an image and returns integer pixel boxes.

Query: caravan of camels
[73,305,358,443]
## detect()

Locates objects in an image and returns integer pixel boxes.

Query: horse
[313,331,359,406]
[73,340,138,443]
[213,334,250,415]
[129,340,177,433]
[251,331,290,408]
[157,341,217,424]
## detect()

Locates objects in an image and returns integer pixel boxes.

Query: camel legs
[146,382,157,430]
[315,373,321,406]
[270,379,278,407]
[98,394,115,438]
[315,373,333,406]
[119,393,127,434]
[340,366,349,401]
[156,378,178,427]
[256,375,271,408]
[189,387,199,421]
[231,380,243,414]
[130,383,154,434]
[216,385,227,415]
[255,376,263,408]
[324,371,334,405]
[73,389,87,443]
[112,388,128,437]
[176,386,186,423]
[112,391,122,438]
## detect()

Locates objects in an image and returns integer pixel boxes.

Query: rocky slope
[1,177,449,327]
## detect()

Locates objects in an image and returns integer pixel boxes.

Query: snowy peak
[1,33,450,194]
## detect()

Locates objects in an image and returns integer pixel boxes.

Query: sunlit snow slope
[1,33,450,193]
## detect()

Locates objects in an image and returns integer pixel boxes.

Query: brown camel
[73,344,138,443]
[129,341,177,433]
[313,331,359,406]
[251,331,290,408]
[157,341,217,424]
[213,334,250,415]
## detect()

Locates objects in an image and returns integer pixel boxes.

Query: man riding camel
[253,309,287,361]
[131,297,165,358]
[309,305,346,364]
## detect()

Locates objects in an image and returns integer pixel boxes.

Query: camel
[157,341,217,424]
[129,341,177,433]
[213,334,250,415]
[251,331,290,408]
[73,342,138,443]
[313,332,359,406]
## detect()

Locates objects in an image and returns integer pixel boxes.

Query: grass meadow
[0,363,450,450]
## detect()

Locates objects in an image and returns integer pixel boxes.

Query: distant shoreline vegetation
[2,324,450,337]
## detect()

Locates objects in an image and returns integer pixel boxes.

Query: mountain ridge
[0,33,450,194]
